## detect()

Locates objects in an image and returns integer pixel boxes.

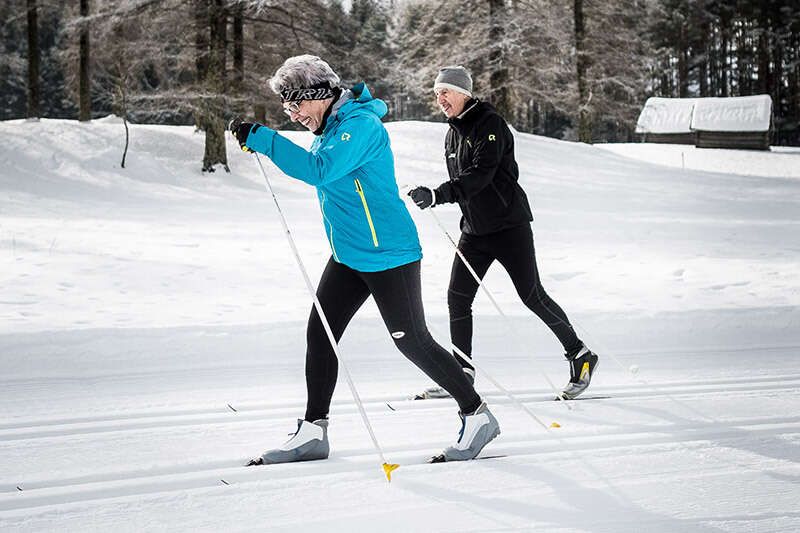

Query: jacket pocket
[354,179,379,247]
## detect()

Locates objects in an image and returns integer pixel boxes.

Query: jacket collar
[456,98,480,119]
[314,88,349,135]
[448,98,481,134]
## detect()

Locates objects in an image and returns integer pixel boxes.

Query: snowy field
[1,117,799,532]
[595,141,800,179]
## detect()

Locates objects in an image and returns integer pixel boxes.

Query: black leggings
[448,223,582,369]
[304,258,482,421]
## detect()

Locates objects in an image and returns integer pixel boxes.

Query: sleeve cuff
[433,182,455,204]
[245,125,277,156]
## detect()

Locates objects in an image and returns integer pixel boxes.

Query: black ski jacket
[433,100,533,236]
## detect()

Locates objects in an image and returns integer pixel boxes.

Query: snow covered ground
[1,117,799,532]
[595,141,800,179]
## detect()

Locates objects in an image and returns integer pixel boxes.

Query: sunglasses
[282,101,302,116]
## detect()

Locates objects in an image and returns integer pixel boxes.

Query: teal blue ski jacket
[246,83,422,272]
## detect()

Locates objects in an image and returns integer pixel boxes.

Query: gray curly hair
[268,55,341,94]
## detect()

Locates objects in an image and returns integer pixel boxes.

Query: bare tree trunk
[254,103,266,124]
[678,24,688,97]
[720,10,730,97]
[757,8,770,95]
[488,0,510,118]
[209,0,226,87]
[201,0,229,173]
[79,0,91,121]
[232,4,244,87]
[736,21,749,95]
[698,20,709,97]
[198,98,229,169]
[195,0,209,83]
[574,0,592,143]
[26,0,40,118]
[121,113,129,168]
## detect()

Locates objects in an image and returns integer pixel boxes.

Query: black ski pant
[304,257,482,421]
[448,223,582,369]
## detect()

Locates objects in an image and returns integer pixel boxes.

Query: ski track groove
[1,414,798,513]
[1,375,799,442]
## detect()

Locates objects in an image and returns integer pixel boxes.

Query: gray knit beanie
[433,66,473,97]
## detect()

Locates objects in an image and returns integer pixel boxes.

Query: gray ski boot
[247,418,329,466]
[561,344,599,400]
[412,368,475,400]
[429,401,500,462]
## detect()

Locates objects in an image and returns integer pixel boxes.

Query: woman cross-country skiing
[230,55,499,465]
[408,66,599,401]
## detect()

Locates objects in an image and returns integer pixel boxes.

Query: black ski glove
[228,118,260,153]
[408,186,435,209]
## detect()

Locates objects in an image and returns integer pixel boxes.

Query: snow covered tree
[392,0,498,119]
[570,0,653,142]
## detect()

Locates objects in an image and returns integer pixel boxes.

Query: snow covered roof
[636,95,773,134]
[690,94,772,132]
[635,97,697,134]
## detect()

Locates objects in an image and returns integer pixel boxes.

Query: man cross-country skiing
[230,55,499,465]
[408,65,599,400]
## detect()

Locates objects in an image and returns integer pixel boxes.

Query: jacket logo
[448,153,456,159]
[341,132,351,141]
[488,134,496,141]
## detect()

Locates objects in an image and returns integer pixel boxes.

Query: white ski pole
[424,322,556,431]
[426,208,572,407]
[251,152,399,482]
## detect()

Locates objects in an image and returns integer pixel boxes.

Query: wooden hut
[635,97,697,144]
[691,95,772,150]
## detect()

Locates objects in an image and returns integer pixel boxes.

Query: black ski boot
[561,344,599,400]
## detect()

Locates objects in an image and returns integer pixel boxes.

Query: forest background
[2,0,798,171]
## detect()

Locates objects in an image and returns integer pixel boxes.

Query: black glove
[408,186,435,209]
[228,118,260,153]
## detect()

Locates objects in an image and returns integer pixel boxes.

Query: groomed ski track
[3,369,799,518]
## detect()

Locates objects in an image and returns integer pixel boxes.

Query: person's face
[283,98,332,132]
[436,88,470,118]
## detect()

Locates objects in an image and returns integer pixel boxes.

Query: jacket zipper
[354,179,379,247]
